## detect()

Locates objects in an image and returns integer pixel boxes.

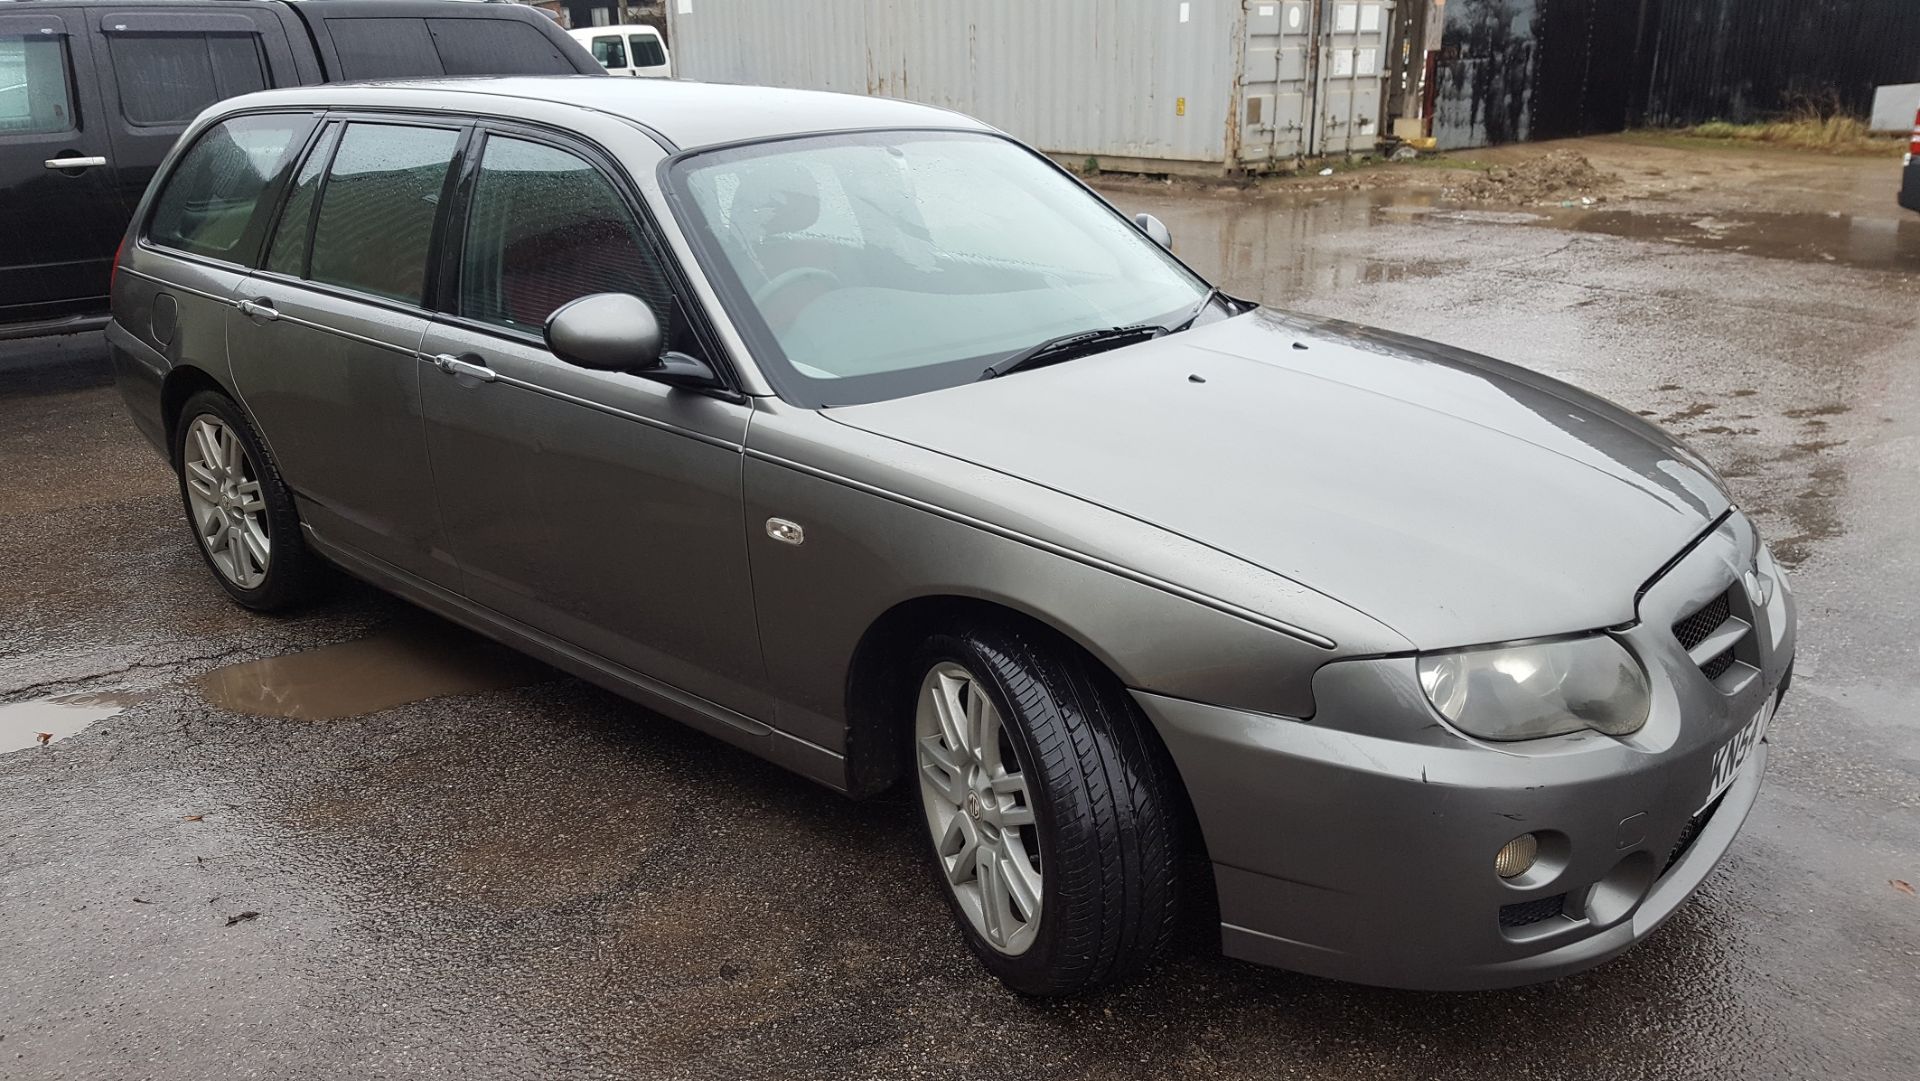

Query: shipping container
[665,0,1399,172]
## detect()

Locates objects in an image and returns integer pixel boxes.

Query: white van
[568,24,671,78]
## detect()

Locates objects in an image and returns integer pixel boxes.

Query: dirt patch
[1443,149,1618,205]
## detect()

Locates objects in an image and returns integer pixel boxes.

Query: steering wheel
[751,266,842,316]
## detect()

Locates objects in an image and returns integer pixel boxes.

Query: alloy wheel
[182,414,270,589]
[916,662,1044,955]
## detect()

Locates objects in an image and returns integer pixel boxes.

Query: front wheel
[912,627,1180,995]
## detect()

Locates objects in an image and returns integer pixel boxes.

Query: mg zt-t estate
[109,78,1796,995]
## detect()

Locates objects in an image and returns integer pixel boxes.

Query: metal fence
[1434,0,1920,149]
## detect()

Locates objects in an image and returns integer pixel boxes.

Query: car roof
[223,77,992,151]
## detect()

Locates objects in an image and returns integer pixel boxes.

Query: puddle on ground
[0,691,145,752]
[1536,206,1920,270]
[197,615,554,721]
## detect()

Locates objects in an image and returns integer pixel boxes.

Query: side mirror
[1134,212,1173,250]
[545,292,663,371]
[543,292,723,391]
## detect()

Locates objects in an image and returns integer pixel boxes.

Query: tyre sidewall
[910,632,1092,994]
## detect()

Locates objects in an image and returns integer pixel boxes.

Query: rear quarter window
[147,113,311,261]
[427,19,575,75]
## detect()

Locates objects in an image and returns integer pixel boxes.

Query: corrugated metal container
[666,0,1397,170]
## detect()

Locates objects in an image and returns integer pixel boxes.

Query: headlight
[1417,635,1650,741]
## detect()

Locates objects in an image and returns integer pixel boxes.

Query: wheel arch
[841,595,1199,830]
[159,364,231,463]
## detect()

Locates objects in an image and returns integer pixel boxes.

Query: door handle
[44,155,108,170]
[234,298,278,321]
[432,353,497,382]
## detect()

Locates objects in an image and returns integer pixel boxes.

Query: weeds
[1677,102,1902,155]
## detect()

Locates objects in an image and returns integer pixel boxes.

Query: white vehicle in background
[568,24,671,78]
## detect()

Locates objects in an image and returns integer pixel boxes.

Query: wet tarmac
[3,166,1917,1079]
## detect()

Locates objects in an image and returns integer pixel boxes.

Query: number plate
[1704,699,1774,811]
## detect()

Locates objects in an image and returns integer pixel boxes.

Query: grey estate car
[108,78,1796,996]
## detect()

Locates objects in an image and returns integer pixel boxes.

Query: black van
[1,0,599,339]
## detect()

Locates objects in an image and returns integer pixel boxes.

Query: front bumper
[1142,512,1795,991]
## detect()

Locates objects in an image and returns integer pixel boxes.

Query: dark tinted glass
[148,113,308,260]
[309,123,459,305]
[264,124,338,276]
[631,36,666,68]
[458,136,673,335]
[0,35,74,135]
[325,18,441,79]
[591,35,626,68]
[107,33,267,126]
[426,19,574,75]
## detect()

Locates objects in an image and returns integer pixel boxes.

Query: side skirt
[302,524,849,793]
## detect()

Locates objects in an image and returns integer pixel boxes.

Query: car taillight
[1911,104,1920,157]
[110,237,125,293]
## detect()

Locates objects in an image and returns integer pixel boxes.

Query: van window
[324,18,436,79]
[107,33,268,126]
[590,35,626,69]
[0,34,75,134]
[630,34,666,68]
[147,114,309,261]
[263,124,339,276]
[308,123,459,305]
[457,135,674,336]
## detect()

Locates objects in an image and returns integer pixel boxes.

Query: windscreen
[668,131,1204,406]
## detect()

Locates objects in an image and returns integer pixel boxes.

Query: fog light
[1496,833,1539,878]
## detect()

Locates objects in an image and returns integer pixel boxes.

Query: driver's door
[419,125,765,717]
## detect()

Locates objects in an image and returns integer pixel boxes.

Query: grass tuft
[1678,106,1901,155]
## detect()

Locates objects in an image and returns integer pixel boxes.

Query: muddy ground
[3,138,1917,1079]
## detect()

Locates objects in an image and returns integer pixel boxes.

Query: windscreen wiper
[1168,287,1224,333]
[977,323,1166,381]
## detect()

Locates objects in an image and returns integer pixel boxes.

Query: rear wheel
[173,389,319,611]
[911,626,1179,995]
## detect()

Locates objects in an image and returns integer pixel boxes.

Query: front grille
[1499,893,1567,928]
[1700,649,1737,680]
[1673,592,1731,651]
[1665,795,1724,873]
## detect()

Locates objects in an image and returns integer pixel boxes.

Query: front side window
[147,113,309,260]
[630,34,666,68]
[591,35,626,68]
[106,32,268,127]
[457,135,676,340]
[308,122,459,305]
[0,34,75,135]
[668,130,1205,406]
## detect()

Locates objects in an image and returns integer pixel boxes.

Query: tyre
[911,626,1180,995]
[172,389,319,611]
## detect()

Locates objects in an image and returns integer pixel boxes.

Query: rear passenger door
[226,116,467,587]
[0,11,121,324]
[89,9,301,212]
[417,126,765,717]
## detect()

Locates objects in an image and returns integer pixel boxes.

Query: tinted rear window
[324,18,437,80]
[322,16,576,79]
[427,19,574,75]
[148,113,311,260]
[631,35,666,68]
[106,32,268,126]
